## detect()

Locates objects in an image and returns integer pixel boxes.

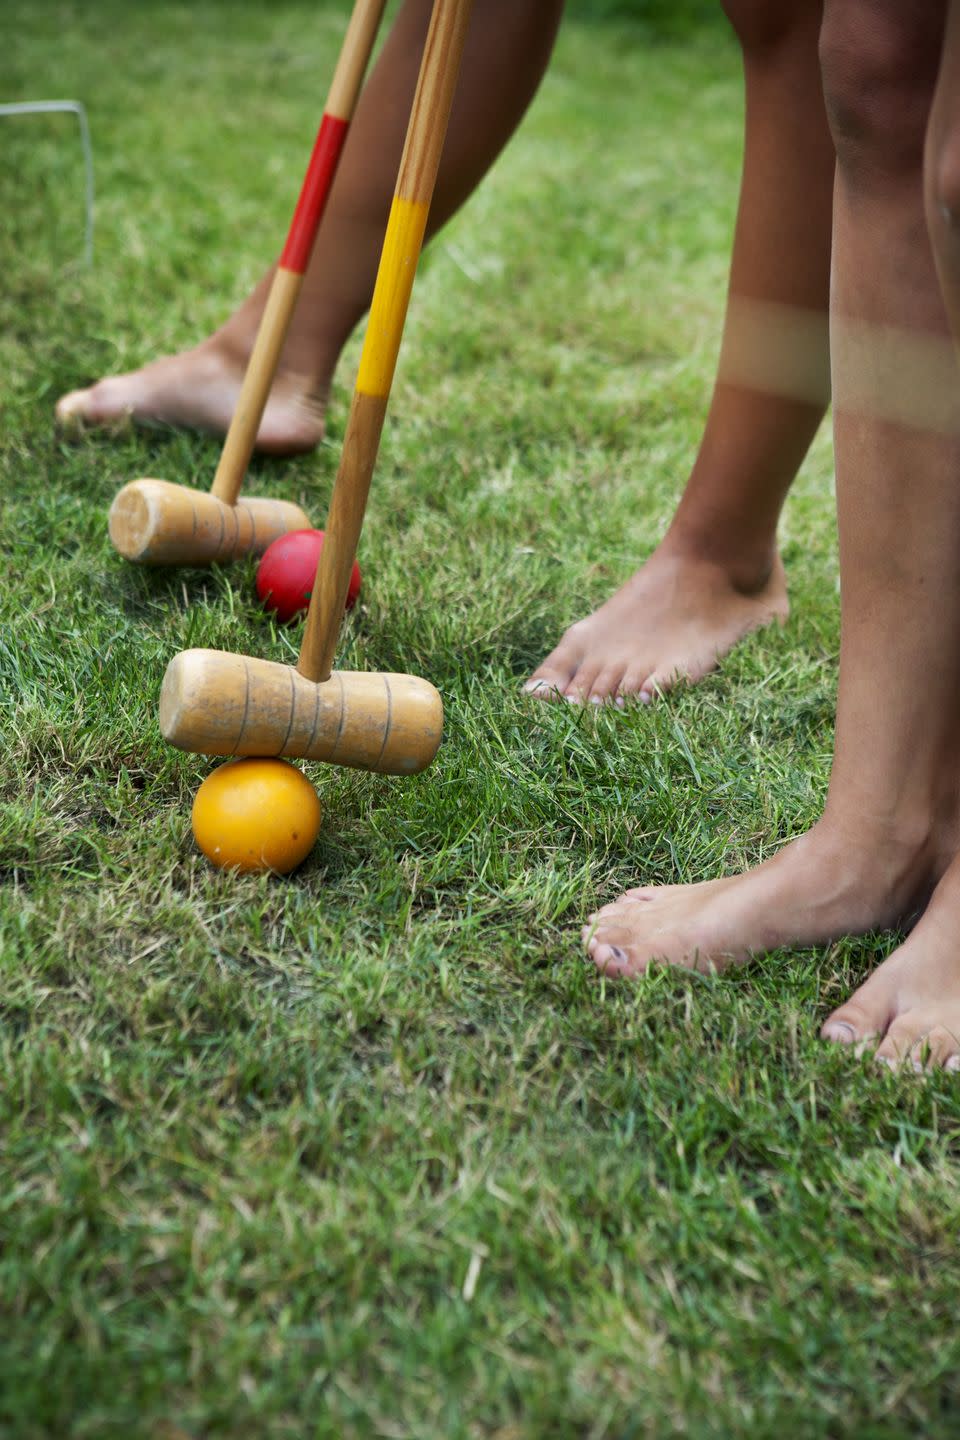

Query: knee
[721,0,817,56]
[819,1,941,181]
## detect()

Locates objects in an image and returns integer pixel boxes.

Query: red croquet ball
[256,529,362,623]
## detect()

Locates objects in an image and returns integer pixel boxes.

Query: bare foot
[55,336,324,456]
[822,853,960,1071]
[524,540,789,706]
[582,816,947,978]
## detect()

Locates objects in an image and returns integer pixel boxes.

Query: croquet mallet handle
[209,0,387,507]
[299,0,474,684]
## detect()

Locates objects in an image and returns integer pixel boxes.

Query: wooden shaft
[209,269,303,504]
[208,0,386,507]
[394,0,473,207]
[299,0,474,685]
[298,389,386,682]
[326,0,388,120]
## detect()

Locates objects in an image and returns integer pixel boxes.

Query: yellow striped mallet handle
[209,0,387,507]
[298,0,474,684]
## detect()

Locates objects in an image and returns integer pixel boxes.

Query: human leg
[55,0,563,451]
[820,0,960,1069]
[526,0,833,705]
[585,3,960,1054]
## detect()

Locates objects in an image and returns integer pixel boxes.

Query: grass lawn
[2,3,959,1436]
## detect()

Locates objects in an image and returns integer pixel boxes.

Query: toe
[908,1022,960,1072]
[820,1018,859,1046]
[525,626,587,700]
[84,377,135,421]
[58,378,134,427]
[563,657,605,704]
[585,664,628,705]
[873,1015,929,1069]
[638,649,721,703]
[821,988,893,1048]
[616,663,654,705]
[582,920,636,950]
[524,659,576,702]
[637,664,683,704]
[55,387,94,425]
[523,675,568,702]
[590,942,643,977]
[588,895,651,926]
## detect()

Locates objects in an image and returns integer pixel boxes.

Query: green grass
[2,3,959,1437]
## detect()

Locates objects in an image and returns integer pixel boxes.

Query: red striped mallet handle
[298,0,474,685]
[210,0,387,506]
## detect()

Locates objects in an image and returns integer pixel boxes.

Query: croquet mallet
[160,0,474,775]
[108,0,387,566]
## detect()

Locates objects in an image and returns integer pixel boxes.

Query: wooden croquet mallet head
[160,0,474,776]
[108,0,387,566]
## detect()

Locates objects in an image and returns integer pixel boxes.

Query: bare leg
[584,4,960,1076]
[55,0,563,452]
[821,0,960,1070]
[526,0,833,705]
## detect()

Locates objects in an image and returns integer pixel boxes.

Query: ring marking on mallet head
[276,666,297,757]
[328,672,348,765]
[234,659,252,756]
[309,679,322,758]
[374,675,393,771]
[215,496,226,560]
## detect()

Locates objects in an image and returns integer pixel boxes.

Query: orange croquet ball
[191,758,322,874]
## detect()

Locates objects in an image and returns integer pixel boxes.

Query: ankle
[813,800,959,917]
[206,326,331,411]
[204,326,251,375]
[658,521,781,594]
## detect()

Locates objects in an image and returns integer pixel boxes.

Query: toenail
[876,1055,895,1070]
[614,696,624,709]
[597,945,628,966]
[590,696,603,706]
[947,1055,960,1072]
[822,1021,856,1044]
[638,691,651,705]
